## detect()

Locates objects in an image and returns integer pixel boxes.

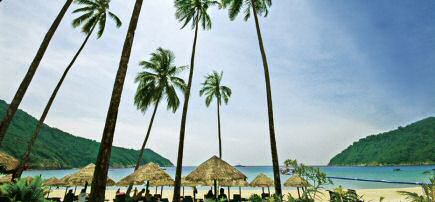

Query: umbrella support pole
[193,187,197,201]
[182,186,185,196]
[214,179,217,201]
[227,186,230,200]
[297,187,300,199]
[160,186,163,196]
[146,180,150,192]
[262,187,264,194]
[64,186,69,198]
[267,187,270,195]
[47,186,52,198]
[155,186,158,194]
[239,186,241,198]
[74,186,77,195]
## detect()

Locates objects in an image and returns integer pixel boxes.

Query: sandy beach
[47,187,421,201]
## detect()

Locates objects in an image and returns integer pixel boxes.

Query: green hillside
[0,99,172,169]
[329,117,435,166]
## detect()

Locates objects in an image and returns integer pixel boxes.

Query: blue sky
[0,0,434,165]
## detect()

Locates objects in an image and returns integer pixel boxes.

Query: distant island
[329,117,435,166]
[0,99,173,169]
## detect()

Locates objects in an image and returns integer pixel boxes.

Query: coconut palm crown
[221,0,271,21]
[199,71,231,107]
[72,0,122,37]
[175,0,220,30]
[134,48,187,113]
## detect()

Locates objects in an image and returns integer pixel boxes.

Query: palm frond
[97,13,106,38]
[72,6,95,14]
[72,0,121,38]
[108,11,122,27]
[134,47,187,113]
[72,11,94,28]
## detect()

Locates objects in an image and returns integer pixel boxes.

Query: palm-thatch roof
[181,177,204,187]
[284,175,309,187]
[62,163,115,186]
[44,177,66,186]
[149,178,174,187]
[117,162,172,186]
[0,152,19,172]
[106,178,116,186]
[249,173,273,187]
[220,179,249,187]
[0,174,12,184]
[185,156,246,183]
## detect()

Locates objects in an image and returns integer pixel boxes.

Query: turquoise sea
[22,165,435,190]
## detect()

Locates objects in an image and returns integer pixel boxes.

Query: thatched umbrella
[62,163,116,194]
[250,173,274,194]
[284,175,309,198]
[0,152,19,174]
[44,177,66,197]
[185,156,247,200]
[117,162,172,195]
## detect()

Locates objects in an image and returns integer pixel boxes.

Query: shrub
[0,176,47,202]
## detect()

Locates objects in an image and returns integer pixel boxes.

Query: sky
[0,0,434,166]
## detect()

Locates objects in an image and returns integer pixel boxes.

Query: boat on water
[280,167,295,175]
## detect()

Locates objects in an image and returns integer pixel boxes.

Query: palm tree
[221,0,282,197]
[125,48,186,194]
[199,71,231,159]
[0,0,74,146]
[12,0,122,179]
[172,0,220,201]
[88,0,145,201]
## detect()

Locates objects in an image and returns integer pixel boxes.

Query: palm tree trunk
[250,0,282,197]
[13,24,97,179]
[173,16,200,202]
[217,101,222,159]
[89,0,144,201]
[126,101,160,195]
[0,0,73,146]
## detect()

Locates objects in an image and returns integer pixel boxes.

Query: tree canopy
[329,117,435,166]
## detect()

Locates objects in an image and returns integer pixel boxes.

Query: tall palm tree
[0,0,74,146]
[89,0,145,201]
[173,0,220,201]
[221,0,282,197]
[13,0,122,179]
[125,48,186,194]
[199,71,231,159]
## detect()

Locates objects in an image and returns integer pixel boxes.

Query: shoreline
[25,163,435,171]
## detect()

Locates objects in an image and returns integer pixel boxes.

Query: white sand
[47,187,421,201]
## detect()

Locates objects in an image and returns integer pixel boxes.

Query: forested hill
[0,99,173,169]
[329,117,435,166]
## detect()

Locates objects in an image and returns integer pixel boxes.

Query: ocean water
[21,165,435,190]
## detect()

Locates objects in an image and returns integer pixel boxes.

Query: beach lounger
[231,194,241,202]
[184,196,194,202]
